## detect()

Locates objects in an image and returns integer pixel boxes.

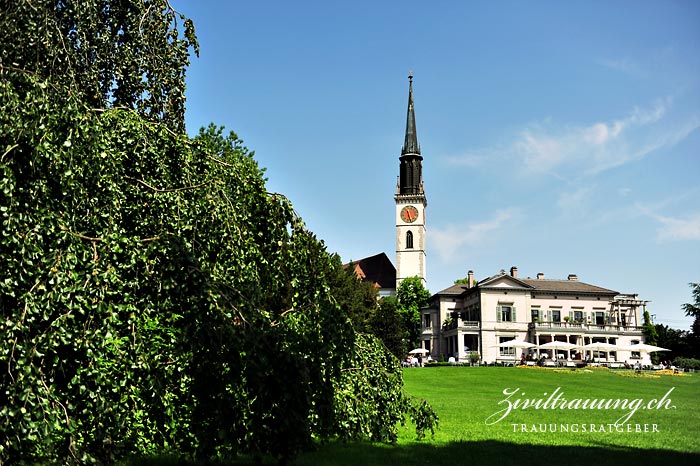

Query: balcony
[441,318,480,331]
[528,321,642,335]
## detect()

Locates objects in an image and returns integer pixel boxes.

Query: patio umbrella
[621,343,670,353]
[537,341,579,361]
[408,348,429,354]
[582,342,619,361]
[537,341,579,350]
[582,342,619,351]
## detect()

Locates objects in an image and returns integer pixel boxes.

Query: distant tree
[370,297,407,360]
[328,258,379,333]
[682,283,700,357]
[654,324,691,360]
[642,310,658,344]
[397,277,431,349]
[642,310,659,362]
[454,277,477,285]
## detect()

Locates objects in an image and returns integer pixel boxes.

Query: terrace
[528,321,643,335]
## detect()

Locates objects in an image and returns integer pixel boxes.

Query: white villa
[385,76,652,366]
[421,267,651,365]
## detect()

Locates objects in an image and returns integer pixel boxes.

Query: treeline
[647,282,700,365]
[0,1,436,464]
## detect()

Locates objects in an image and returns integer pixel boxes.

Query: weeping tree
[1,0,198,132]
[0,1,436,464]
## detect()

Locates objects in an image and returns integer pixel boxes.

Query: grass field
[294,366,700,466]
[125,366,700,466]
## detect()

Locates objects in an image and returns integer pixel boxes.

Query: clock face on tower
[400,205,419,223]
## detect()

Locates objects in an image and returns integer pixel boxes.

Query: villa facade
[421,267,651,365]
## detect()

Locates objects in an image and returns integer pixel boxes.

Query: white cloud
[430,209,515,263]
[635,201,700,242]
[618,187,632,197]
[557,185,596,213]
[599,57,644,76]
[654,213,700,241]
[442,97,699,180]
[512,98,699,177]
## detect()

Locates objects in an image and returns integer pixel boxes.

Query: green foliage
[682,283,700,357]
[1,0,198,132]
[0,58,436,466]
[396,277,430,349]
[332,333,429,442]
[0,3,438,463]
[641,310,657,344]
[329,259,379,333]
[641,311,659,363]
[672,357,700,370]
[654,324,692,360]
[453,277,476,285]
[370,297,407,360]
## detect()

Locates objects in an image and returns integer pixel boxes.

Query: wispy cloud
[430,209,515,262]
[618,187,632,197]
[635,199,700,242]
[557,184,596,213]
[447,98,700,180]
[515,97,699,176]
[598,57,646,77]
[653,213,700,241]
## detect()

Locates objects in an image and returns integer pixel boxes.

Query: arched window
[406,230,414,249]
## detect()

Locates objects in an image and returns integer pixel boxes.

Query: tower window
[406,230,414,249]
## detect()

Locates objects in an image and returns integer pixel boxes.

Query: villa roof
[434,272,619,299]
[519,278,618,295]
[434,283,471,296]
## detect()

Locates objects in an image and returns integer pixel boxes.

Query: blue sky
[173,1,700,329]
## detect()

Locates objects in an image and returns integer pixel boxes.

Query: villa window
[551,310,561,323]
[573,310,583,322]
[406,230,414,249]
[424,314,431,328]
[630,339,641,359]
[595,312,605,326]
[531,309,540,322]
[497,305,515,322]
[499,336,515,356]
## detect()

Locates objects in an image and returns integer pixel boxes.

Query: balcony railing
[528,321,642,334]
[441,319,481,331]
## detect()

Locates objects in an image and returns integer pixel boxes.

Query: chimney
[537,272,545,280]
[510,266,518,278]
[568,274,578,281]
[468,270,474,288]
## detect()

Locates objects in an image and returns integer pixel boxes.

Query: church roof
[401,71,420,156]
[345,253,396,289]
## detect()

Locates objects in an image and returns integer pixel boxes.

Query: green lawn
[125,366,700,466]
[295,366,700,466]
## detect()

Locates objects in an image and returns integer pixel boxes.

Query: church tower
[395,72,427,287]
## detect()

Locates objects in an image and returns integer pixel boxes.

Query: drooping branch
[125,175,210,193]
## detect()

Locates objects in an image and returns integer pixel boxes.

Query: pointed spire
[402,71,420,155]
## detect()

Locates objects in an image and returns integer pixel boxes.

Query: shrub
[673,357,700,370]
